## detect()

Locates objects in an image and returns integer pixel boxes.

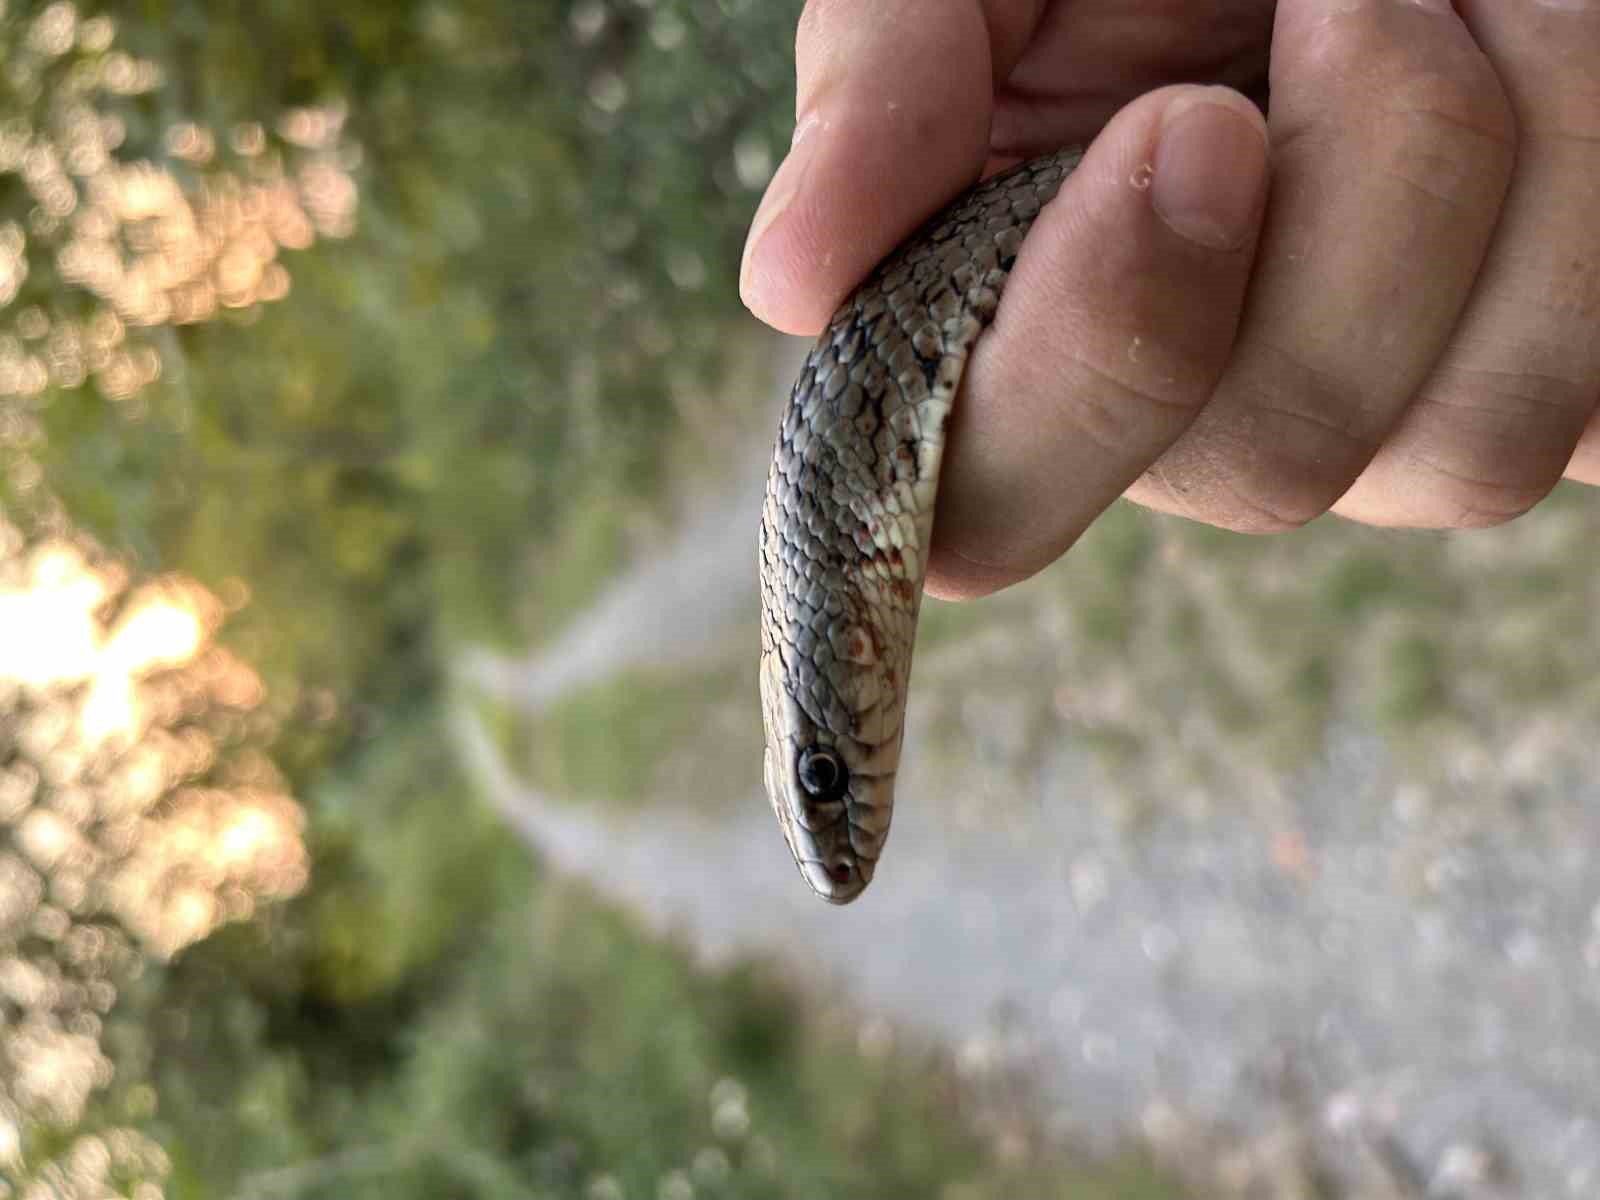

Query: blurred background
[1,2,1597,1198]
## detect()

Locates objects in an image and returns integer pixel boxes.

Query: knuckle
[1388,380,1587,524]
[1283,3,1517,156]
[1433,367,1593,429]
[1252,402,1375,488]
[1370,77,1516,217]
[1409,459,1548,528]
[1220,462,1337,533]
[1288,2,1398,88]
[1222,423,1369,531]
[1234,381,1384,507]
[1381,68,1517,165]
[1154,354,1394,534]
[1143,418,1356,536]
[1141,459,1322,535]
[1062,350,1211,460]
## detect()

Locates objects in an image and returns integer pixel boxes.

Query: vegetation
[13,2,1594,1196]
[1,2,1183,1197]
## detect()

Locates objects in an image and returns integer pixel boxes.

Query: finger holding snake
[748,0,1600,900]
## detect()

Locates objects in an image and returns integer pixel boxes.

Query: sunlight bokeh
[0,0,357,419]
[1,517,305,1197]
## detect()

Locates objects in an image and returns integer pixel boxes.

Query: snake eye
[796,745,848,802]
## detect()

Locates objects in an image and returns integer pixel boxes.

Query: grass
[518,328,784,653]
[511,658,760,809]
[462,334,1600,1200]
[375,866,1189,1200]
[176,698,1189,1200]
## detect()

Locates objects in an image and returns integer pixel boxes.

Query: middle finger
[1124,0,1516,531]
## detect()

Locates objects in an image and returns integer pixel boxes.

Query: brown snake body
[758,147,1083,903]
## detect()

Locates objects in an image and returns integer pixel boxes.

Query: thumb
[926,84,1271,599]
[740,0,1026,336]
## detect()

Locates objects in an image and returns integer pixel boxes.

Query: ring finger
[1336,0,1600,525]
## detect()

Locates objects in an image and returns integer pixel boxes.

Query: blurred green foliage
[18,2,1590,1194]
[4,1,1181,1197]
[24,0,805,732]
[510,661,751,806]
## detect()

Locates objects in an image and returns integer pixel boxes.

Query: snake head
[759,644,900,904]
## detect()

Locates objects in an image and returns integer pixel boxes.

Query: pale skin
[741,0,1600,600]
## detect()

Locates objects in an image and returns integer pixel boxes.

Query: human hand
[741,1,1600,599]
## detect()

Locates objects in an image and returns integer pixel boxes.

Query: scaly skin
[758,148,1083,904]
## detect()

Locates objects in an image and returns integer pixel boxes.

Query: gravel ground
[459,338,1600,1199]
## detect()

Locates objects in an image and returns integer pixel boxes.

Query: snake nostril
[828,862,852,886]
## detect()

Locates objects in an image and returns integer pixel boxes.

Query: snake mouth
[787,768,888,905]
[759,649,893,905]
[799,856,869,905]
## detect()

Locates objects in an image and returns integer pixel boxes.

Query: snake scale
[759,146,1084,904]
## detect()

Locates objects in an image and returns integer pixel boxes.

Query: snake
[759,146,1084,904]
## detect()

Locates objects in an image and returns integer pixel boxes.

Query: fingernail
[1151,92,1268,251]
[740,116,820,314]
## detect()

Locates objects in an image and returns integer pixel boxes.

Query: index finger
[740,0,1045,335]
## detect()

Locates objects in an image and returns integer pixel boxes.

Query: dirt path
[456,336,1600,1199]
